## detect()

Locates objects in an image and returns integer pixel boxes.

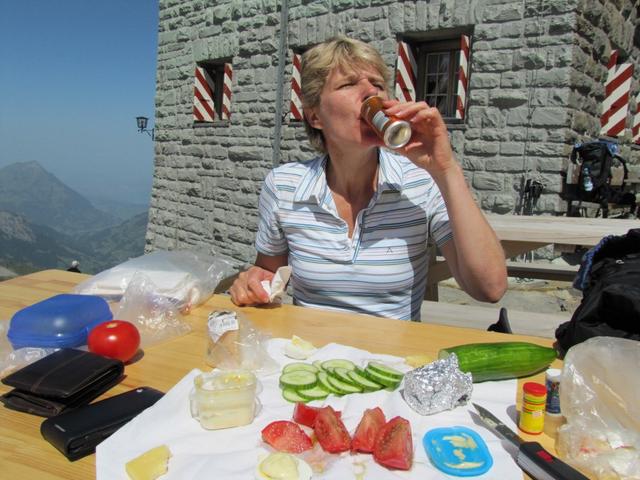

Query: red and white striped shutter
[395,41,416,102]
[632,92,640,145]
[455,34,470,120]
[221,63,233,120]
[193,66,216,122]
[600,50,634,137]
[289,53,303,121]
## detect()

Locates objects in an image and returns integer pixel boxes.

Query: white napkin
[96,339,522,479]
[260,266,292,302]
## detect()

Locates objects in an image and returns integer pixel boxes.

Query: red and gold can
[361,96,412,149]
[518,381,547,435]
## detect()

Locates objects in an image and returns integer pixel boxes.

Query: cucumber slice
[321,359,356,371]
[282,388,308,403]
[332,367,358,386]
[327,374,362,394]
[279,371,317,390]
[297,385,330,401]
[363,367,401,389]
[367,361,404,381]
[282,362,318,374]
[312,360,324,371]
[317,371,342,395]
[347,369,384,392]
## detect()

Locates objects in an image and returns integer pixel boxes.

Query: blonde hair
[300,36,391,153]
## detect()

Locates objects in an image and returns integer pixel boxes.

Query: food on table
[404,354,434,368]
[284,335,317,360]
[125,444,171,480]
[422,426,493,476]
[190,370,257,430]
[373,416,413,470]
[88,320,140,362]
[255,452,313,480]
[313,406,352,453]
[438,341,557,382]
[351,407,386,453]
[403,354,473,415]
[261,420,313,453]
[292,402,341,428]
[278,359,403,403]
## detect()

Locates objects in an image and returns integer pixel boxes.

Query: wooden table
[425,213,639,299]
[0,270,562,479]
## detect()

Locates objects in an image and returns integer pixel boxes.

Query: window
[396,35,470,122]
[193,62,232,122]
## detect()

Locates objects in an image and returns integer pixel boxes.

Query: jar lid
[545,368,562,381]
[523,381,546,396]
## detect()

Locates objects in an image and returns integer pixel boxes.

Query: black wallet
[1,348,124,417]
[41,386,164,461]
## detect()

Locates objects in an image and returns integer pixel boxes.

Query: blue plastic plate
[423,426,493,477]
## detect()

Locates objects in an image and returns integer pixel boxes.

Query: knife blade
[472,403,589,480]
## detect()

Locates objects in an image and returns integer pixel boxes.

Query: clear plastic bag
[74,249,236,313]
[0,319,57,378]
[205,310,279,375]
[556,336,640,480]
[114,273,191,348]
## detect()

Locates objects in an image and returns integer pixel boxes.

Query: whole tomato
[88,320,140,362]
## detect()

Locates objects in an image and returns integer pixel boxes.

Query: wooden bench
[420,300,571,339]
[425,256,579,301]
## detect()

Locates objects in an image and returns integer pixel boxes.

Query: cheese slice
[125,445,171,480]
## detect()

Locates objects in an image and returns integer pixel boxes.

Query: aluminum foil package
[403,353,473,415]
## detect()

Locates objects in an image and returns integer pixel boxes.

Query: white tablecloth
[97,339,522,479]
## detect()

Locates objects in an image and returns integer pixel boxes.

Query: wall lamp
[136,116,155,140]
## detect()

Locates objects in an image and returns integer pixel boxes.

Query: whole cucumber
[438,342,557,383]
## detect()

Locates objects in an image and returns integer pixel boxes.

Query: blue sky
[0,0,158,204]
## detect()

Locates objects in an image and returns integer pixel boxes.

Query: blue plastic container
[423,426,493,476]
[7,294,113,349]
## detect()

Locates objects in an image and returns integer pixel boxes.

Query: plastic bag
[556,336,640,480]
[205,310,279,375]
[74,249,236,313]
[114,273,191,348]
[1,319,57,378]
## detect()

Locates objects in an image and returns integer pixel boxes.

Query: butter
[284,335,316,360]
[125,445,171,480]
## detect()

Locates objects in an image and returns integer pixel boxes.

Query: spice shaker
[361,96,412,149]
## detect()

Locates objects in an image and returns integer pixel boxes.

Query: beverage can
[361,96,412,149]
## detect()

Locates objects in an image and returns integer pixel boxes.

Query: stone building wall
[146,0,640,264]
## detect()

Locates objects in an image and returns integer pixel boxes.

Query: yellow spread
[125,445,171,480]
[443,433,478,449]
[258,453,299,480]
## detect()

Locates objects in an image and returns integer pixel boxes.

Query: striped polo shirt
[256,149,452,320]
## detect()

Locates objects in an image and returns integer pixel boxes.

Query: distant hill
[79,193,149,221]
[0,161,120,234]
[0,210,148,275]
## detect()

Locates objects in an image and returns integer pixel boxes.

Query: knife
[472,403,589,480]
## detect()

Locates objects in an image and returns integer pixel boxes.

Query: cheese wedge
[125,445,171,480]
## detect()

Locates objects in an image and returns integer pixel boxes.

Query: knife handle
[517,442,589,480]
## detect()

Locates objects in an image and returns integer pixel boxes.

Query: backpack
[569,140,628,204]
[555,228,640,356]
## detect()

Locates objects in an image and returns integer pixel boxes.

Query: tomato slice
[293,403,320,428]
[373,416,413,470]
[313,406,351,453]
[292,403,342,428]
[261,420,313,453]
[351,407,386,453]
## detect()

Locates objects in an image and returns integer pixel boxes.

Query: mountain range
[0,162,149,277]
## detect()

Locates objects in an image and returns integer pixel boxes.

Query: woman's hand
[383,100,456,178]
[229,266,274,306]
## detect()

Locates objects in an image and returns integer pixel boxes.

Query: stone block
[465,140,499,156]
[489,90,529,108]
[530,108,567,127]
[473,172,504,191]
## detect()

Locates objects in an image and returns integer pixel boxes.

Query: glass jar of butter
[190,369,258,430]
[361,96,412,149]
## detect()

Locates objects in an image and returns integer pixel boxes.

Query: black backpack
[555,228,640,356]
[569,141,628,204]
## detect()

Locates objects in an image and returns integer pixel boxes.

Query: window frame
[194,61,229,124]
